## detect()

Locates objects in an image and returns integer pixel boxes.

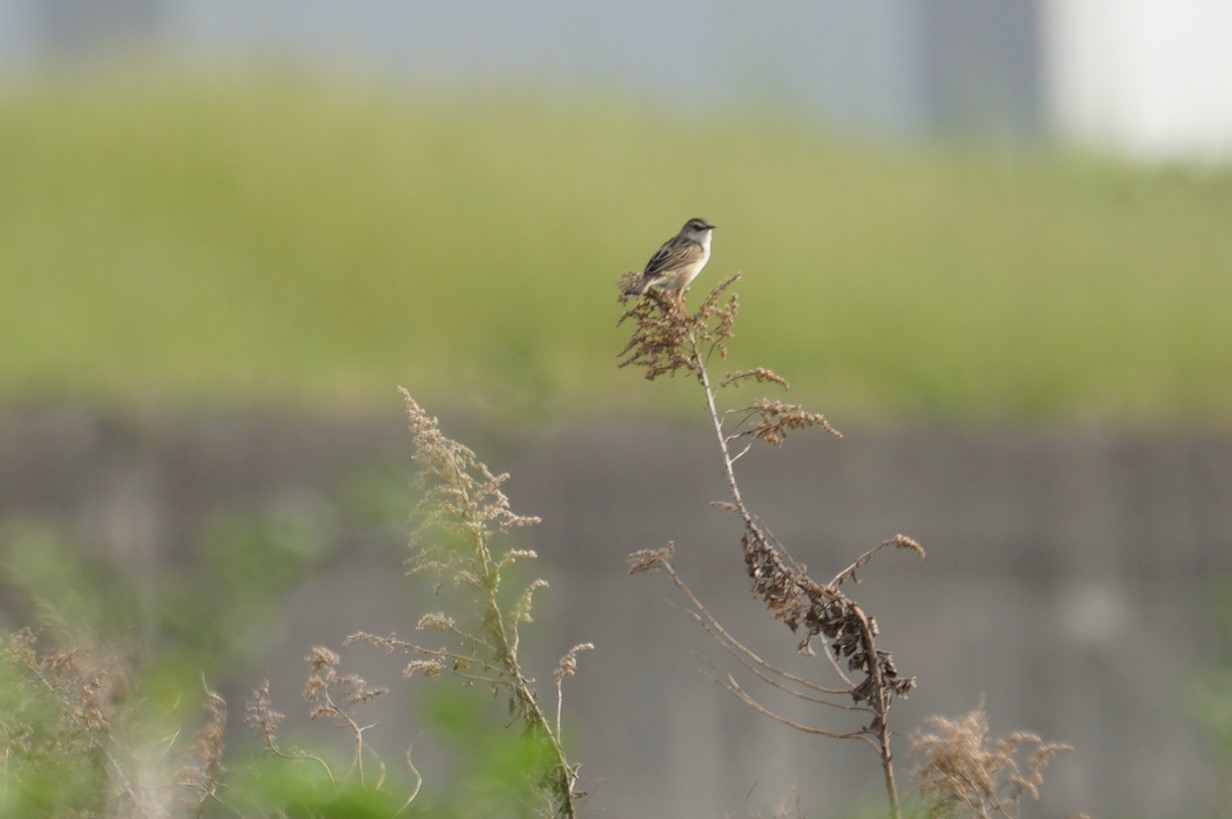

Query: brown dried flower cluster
[303,646,388,725]
[741,531,917,706]
[0,628,115,797]
[554,643,595,689]
[244,677,285,755]
[720,366,791,390]
[626,540,677,575]
[1,626,233,817]
[179,683,228,812]
[245,646,391,793]
[616,272,741,381]
[735,398,842,446]
[401,387,540,584]
[911,703,1072,819]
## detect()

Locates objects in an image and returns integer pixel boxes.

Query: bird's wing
[642,237,703,278]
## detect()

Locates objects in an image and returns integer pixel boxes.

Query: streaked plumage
[623,217,716,308]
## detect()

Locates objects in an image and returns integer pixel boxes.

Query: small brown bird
[623,217,716,310]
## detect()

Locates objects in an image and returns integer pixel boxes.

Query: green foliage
[0,522,142,642]
[0,398,582,815]
[224,687,559,818]
[1188,584,1232,817]
[222,758,408,819]
[0,510,336,817]
[164,502,332,666]
[419,688,562,819]
[0,632,111,817]
[1189,587,1232,748]
[2,67,1231,421]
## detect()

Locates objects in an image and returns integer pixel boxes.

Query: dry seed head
[416,613,456,632]
[339,674,387,706]
[513,578,550,624]
[244,678,284,751]
[180,683,227,801]
[738,399,841,446]
[894,533,924,556]
[307,646,339,671]
[910,702,1073,818]
[554,643,595,687]
[399,387,540,529]
[721,367,791,391]
[627,541,677,574]
[405,659,444,680]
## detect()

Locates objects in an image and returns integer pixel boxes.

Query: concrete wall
[1,408,1229,816]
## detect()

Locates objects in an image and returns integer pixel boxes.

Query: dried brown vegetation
[0,263,1086,817]
[0,626,229,818]
[619,274,923,816]
[910,702,1073,819]
[618,275,1077,819]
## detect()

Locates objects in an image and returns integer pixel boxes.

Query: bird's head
[681,217,716,241]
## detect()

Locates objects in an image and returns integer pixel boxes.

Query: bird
[622,217,716,311]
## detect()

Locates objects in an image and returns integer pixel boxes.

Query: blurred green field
[2,69,1231,423]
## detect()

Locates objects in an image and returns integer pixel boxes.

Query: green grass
[3,67,1231,423]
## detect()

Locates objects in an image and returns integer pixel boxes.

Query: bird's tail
[622,278,648,299]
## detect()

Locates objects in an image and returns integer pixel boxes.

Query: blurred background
[2,1,1231,816]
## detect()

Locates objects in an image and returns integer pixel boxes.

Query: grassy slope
[2,70,1230,423]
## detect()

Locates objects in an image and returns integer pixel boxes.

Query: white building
[1045,0,1232,160]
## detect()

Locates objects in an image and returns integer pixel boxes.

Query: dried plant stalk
[619,273,923,818]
